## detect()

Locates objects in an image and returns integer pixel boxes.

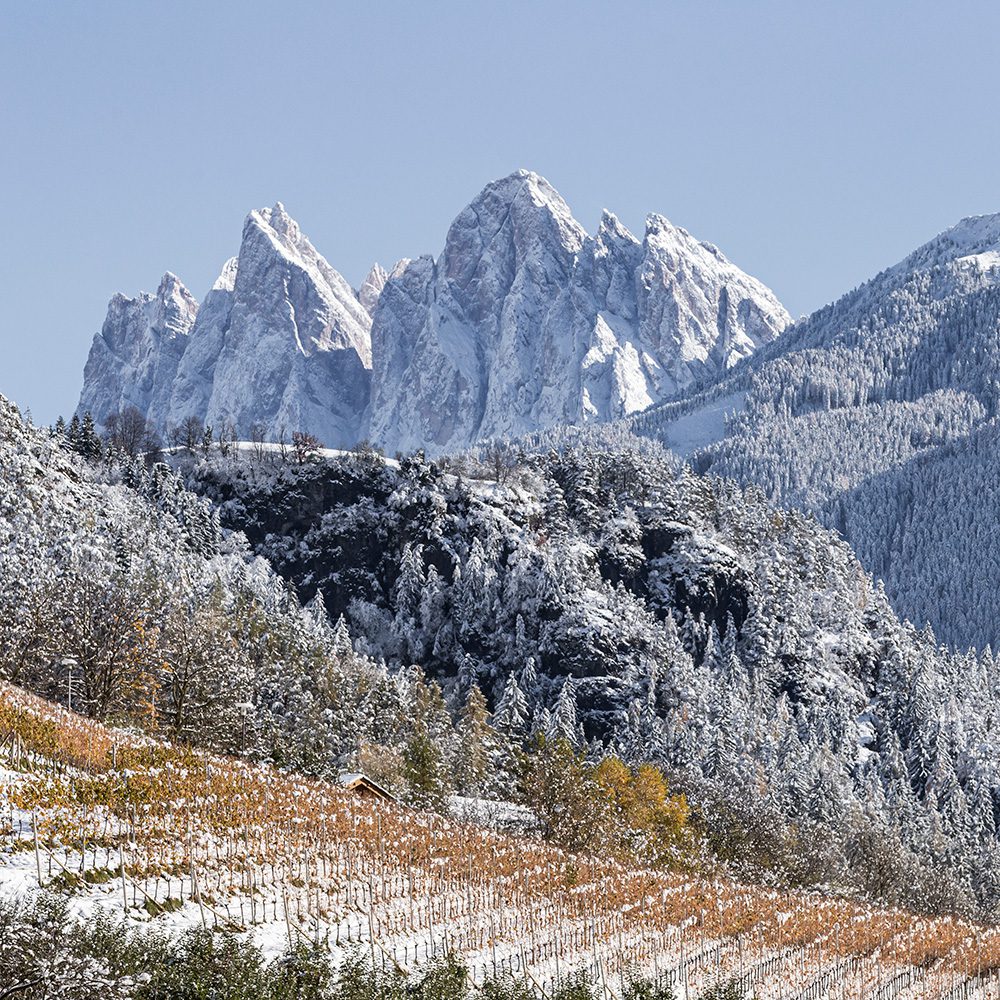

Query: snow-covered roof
[338,771,396,801]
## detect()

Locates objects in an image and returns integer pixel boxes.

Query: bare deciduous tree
[167,415,204,455]
[104,406,157,458]
[249,422,267,464]
[291,430,323,464]
[218,420,238,458]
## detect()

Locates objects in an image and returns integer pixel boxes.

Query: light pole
[237,701,253,756]
[60,656,79,712]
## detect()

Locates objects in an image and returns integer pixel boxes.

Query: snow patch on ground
[448,795,537,834]
[957,249,1000,271]
[659,392,745,457]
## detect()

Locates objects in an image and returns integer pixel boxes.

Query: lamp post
[236,701,253,756]
[60,656,79,712]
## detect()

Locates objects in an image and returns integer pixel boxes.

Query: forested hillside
[632,215,1000,651]
[168,420,1000,917]
[0,395,480,789]
[10,390,1000,918]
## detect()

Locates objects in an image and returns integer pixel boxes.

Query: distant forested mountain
[633,214,1000,651]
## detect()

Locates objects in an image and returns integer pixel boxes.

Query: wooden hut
[338,772,397,803]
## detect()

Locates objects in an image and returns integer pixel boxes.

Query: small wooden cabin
[338,772,397,803]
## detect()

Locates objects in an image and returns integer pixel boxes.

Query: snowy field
[158,440,402,468]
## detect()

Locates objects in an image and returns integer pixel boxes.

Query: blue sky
[3,0,1000,423]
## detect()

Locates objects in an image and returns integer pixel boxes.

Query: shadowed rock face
[79,172,788,452]
[369,170,789,455]
[164,257,238,438]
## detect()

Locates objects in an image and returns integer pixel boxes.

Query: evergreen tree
[494,673,529,735]
[403,723,451,811]
[548,677,581,745]
[455,686,493,795]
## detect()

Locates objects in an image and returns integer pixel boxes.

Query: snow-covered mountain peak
[245,202,310,261]
[644,214,719,258]
[153,273,199,335]
[357,262,389,315]
[157,270,186,292]
[211,257,239,292]
[80,172,788,455]
[595,210,637,247]
[495,167,566,206]
[77,272,199,426]
[167,199,373,445]
[444,170,587,272]
[936,212,1000,254]
[235,202,371,358]
[514,168,575,212]
[893,212,1000,277]
[644,212,679,234]
[369,172,789,453]
[259,200,299,241]
[641,215,788,325]
[75,200,375,447]
[100,274,198,353]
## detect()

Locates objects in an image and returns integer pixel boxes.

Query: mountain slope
[6,679,1000,998]
[76,173,788,453]
[12,382,1000,914]
[633,213,1000,649]
[369,170,789,454]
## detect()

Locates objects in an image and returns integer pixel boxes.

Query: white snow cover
[357,258,411,317]
[174,203,372,448]
[78,172,789,453]
[80,205,373,449]
[369,171,789,454]
[77,272,198,428]
[357,262,389,315]
[894,212,1000,274]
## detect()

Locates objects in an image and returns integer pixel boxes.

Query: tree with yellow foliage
[521,737,696,867]
[592,757,695,867]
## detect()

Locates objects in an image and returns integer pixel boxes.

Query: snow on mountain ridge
[211,256,239,292]
[882,212,1000,280]
[357,262,389,315]
[631,204,1000,652]
[78,172,789,453]
[369,170,789,454]
[236,202,372,362]
[77,272,198,432]
[357,259,411,316]
[187,201,371,446]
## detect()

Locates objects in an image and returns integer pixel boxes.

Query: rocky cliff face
[188,203,372,447]
[77,273,198,428]
[164,257,238,437]
[78,172,788,452]
[357,263,389,315]
[369,170,789,454]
